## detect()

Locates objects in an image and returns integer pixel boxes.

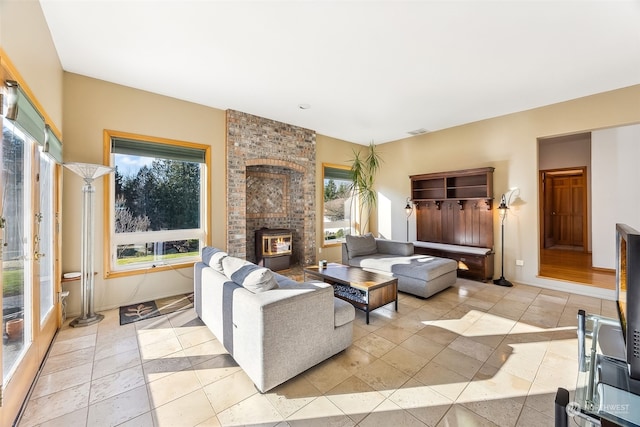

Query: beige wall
[539,134,591,171]
[375,84,640,299]
[0,0,63,129]
[62,73,227,312]
[592,124,640,269]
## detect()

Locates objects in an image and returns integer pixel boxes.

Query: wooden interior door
[542,169,586,250]
[542,172,554,247]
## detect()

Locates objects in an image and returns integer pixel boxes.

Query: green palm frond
[348,141,383,235]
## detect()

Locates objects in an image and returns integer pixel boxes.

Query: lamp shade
[64,162,114,182]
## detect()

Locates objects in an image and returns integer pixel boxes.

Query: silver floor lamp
[64,162,114,327]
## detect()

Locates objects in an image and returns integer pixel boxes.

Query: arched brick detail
[245,158,306,173]
[226,110,316,266]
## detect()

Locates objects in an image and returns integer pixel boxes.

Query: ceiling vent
[407,128,429,136]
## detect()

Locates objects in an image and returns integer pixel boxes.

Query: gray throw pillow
[346,233,378,258]
[222,256,279,293]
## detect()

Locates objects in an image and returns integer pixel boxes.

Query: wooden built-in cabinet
[410,167,495,282]
[411,167,494,206]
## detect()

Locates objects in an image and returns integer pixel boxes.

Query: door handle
[34,212,44,261]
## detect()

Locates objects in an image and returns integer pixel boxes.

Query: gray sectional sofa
[342,234,457,298]
[194,247,355,392]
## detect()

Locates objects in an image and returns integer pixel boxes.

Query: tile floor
[18,278,616,427]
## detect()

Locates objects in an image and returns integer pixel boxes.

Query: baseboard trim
[592,266,615,274]
[526,276,616,300]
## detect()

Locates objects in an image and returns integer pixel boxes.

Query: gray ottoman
[350,254,457,298]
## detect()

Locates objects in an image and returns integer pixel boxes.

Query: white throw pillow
[222,256,279,293]
[201,247,227,273]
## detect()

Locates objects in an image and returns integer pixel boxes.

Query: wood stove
[255,228,292,271]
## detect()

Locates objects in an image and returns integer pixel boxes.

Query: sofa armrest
[231,282,340,390]
[376,239,414,256]
[342,242,350,264]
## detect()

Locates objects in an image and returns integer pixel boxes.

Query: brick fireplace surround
[226,110,316,266]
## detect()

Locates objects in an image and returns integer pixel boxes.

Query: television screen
[616,223,640,380]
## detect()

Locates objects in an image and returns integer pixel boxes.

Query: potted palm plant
[349,142,382,235]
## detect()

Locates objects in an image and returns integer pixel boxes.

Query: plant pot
[6,318,24,340]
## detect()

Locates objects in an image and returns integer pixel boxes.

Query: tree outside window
[323,164,354,245]
[105,130,209,276]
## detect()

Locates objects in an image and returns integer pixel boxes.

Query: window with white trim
[322,164,355,246]
[105,130,209,276]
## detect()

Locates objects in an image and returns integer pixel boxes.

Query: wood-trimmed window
[103,130,210,278]
[322,163,354,247]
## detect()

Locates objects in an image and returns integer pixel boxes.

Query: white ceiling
[39,1,640,145]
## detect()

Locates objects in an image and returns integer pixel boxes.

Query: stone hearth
[226,110,316,266]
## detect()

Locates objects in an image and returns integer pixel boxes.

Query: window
[322,164,354,246]
[104,130,210,276]
[2,120,32,379]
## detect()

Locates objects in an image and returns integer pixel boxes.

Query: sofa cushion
[345,233,378,258]
[201,247,227,273]
[273,272,300,288]
[376,239,414,256]
[413,241,492,256]
[222,256,279,293]
[334,298,356,327]
[351,254,457,281]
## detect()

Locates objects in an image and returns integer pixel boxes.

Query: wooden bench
[413,241,494,282]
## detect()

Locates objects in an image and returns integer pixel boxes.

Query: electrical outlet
[318,247,322,253]
[515,259,524,266]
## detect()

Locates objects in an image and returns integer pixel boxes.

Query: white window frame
[322,163,356,247]
[104,130,210,278]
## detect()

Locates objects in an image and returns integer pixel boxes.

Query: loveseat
[342,234,457,298]
[194,247,355,392]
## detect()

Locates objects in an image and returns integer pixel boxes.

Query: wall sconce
[6,80,19,120]
[405,197,413,241]
[494,193,512,287]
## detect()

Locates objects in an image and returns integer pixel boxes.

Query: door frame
[1,136,62,426]
[539,166,588,253]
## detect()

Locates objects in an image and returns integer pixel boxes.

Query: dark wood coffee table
[304,263,398,324]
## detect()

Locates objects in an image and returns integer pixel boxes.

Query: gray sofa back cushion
[222,255,279,293]
[376,239,414,256]
[345,233,378,258]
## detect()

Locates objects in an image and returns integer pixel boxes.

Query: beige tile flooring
[18,278,616,427]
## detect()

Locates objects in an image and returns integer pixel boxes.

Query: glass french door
[1,119,59,424]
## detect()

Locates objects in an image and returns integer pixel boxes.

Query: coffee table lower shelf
[304,263,398,324]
